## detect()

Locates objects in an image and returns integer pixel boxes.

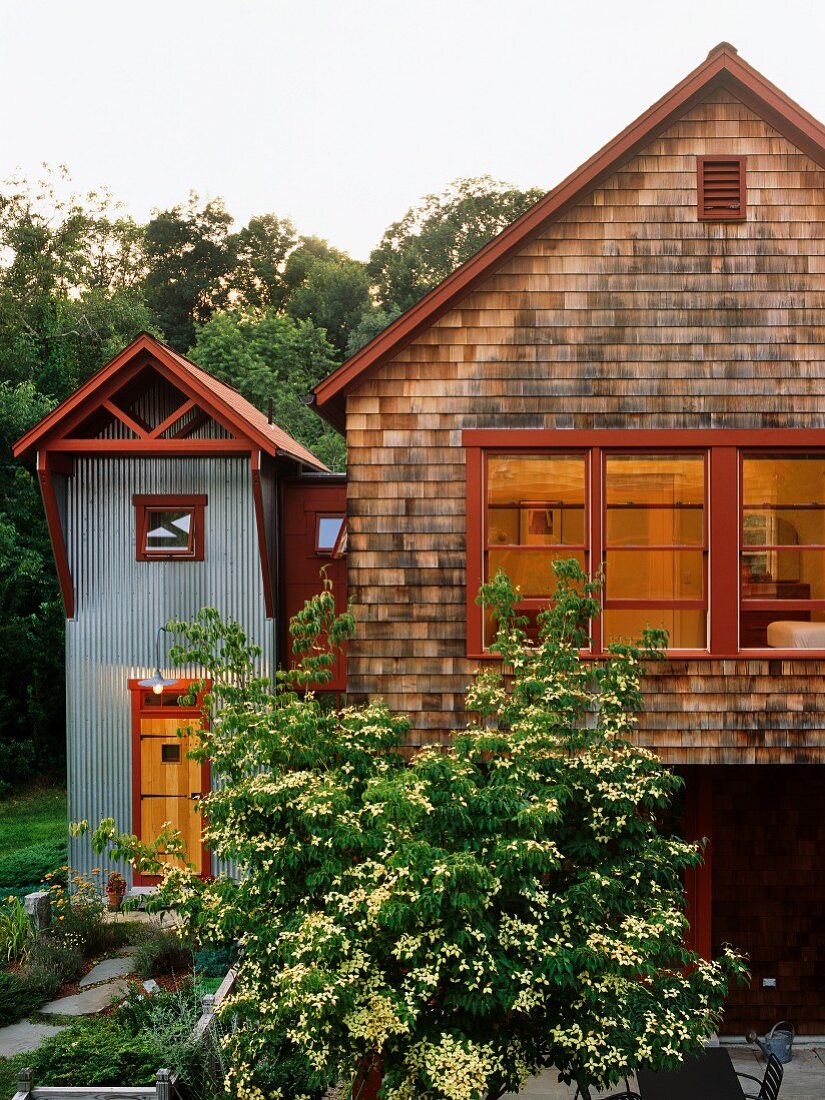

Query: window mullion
[591,447,602,655]
[709,446,739,654]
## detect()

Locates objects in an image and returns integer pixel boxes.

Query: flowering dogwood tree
[93,564,744,1100]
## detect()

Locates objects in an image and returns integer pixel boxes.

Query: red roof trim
[313,44,825,429]
[13,333,327,471]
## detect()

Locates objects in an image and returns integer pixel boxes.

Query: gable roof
[313,42,825,431]
[14,332,327,470]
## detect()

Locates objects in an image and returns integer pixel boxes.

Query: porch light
[138,626,178,695]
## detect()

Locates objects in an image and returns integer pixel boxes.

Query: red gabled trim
[13,332,327,471]
[46,439,252,454]
[251,450,275,617]
[101,398,149,438]
[149,398,197,439]
[37,451,74,619]
[314,43,825,428]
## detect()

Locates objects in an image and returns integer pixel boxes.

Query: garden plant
[92,564,745,1100]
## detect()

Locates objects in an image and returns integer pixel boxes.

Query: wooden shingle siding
[345,90,825,755]
[712,766,825,1033]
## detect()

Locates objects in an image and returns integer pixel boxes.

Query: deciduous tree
[369,176,545,313]
[93,564,744,1100]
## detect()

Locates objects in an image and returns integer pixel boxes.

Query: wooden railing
[11,968,238,1100]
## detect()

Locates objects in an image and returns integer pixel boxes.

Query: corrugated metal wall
[65,456,274,881]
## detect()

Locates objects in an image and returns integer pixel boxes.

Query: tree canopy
[368,176,545,312]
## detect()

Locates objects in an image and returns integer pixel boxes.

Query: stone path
[0,947,140,1057]
[40,978,131,1017]
[78,950,137,988]
[0,1021,67,1057]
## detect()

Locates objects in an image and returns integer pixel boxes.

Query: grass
[0,788,67,890]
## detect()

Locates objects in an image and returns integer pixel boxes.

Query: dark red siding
[281,477,347,693]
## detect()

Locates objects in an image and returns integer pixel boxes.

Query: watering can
[746,1020,794,1064]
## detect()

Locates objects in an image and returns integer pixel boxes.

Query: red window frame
[314,513,346,556]
[464,429,825,660]
[133,494,206,561]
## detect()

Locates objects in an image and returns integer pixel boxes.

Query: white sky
[2,0,824,259]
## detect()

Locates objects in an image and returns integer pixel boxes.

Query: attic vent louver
[698,156,746,221]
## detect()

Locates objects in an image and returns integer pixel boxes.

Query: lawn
[0,788,67,894]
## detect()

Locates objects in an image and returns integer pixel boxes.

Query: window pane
[743,456,825,547]
[145,510,193,552]
[487,549,586,598]
[605,454,705,546]
[603,609,707,649]
[317,516,344,552]
[741,548,825,599]
[487,455,585,547]
[605,549,704,601]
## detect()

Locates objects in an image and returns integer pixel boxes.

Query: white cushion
[766,620,825,648]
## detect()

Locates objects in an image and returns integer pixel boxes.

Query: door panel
[138,716,204,874]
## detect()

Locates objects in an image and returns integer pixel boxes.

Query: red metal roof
[313,42,825,431]
[13,332,328,470]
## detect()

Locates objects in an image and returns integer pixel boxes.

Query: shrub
[27,1017,162,1086]
[193,944,236,979]
[0,972,43,1027]
[0,840,66,889]
[27,932,85,985]
[114,980,212,1092]
[0,896,32,964]
[133,928,193,979]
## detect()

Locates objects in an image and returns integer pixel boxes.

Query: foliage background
[0,169,542,786]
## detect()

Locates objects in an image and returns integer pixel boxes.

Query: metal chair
[736,1052,784,1100]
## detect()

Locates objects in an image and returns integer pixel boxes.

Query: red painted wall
[281,477,347,693]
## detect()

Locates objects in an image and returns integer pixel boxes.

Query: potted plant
[106,871,126,911]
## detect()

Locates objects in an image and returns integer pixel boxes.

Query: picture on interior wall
[519,501,564,545]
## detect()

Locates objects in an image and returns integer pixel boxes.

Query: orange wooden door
[138,715,205,874]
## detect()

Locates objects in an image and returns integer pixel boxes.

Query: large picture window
[465,431,825,657]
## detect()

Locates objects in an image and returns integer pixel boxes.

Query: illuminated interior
[604,454,707,649]
[484,452,708,651]
[741,455,825,648]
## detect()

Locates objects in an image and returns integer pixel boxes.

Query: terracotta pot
[107,893,123,912]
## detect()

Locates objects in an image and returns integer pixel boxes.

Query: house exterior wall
[64,456,273,879]
[344,88,825,758]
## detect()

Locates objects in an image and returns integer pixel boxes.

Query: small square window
[315,514,345,555]
[161,743,181,763]
[133,495,207,561]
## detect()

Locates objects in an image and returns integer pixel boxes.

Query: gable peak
[707,41,738,59]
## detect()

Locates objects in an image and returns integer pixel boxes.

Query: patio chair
[735,1052,784,1100]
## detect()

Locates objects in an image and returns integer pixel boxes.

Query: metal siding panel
[66,457,272,883]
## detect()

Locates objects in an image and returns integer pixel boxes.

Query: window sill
[467,649,825,662]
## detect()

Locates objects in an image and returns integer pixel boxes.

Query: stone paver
[78,954,136,988]
[41,978,130,1016]
[0,1020,67,1057]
